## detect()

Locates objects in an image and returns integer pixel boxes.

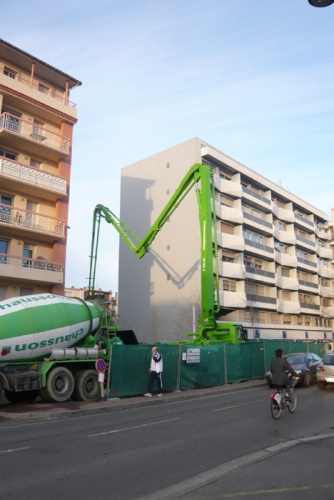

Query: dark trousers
[148,371,162,393]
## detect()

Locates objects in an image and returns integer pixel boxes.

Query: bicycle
[270,375,298,419]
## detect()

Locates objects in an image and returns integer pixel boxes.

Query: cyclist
[270,348,298,397]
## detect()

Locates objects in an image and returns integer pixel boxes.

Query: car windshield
[323,355,334,366]
[287,355,305,365]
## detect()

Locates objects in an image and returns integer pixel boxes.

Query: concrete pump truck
[88,163,247,346]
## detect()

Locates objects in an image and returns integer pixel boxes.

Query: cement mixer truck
[0,293,124,403]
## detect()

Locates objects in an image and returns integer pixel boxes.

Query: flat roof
[0,38,82,89]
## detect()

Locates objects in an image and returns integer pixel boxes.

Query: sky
[3,0,334,292]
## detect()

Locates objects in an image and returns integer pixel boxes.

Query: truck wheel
[73,370,101,402]
[45,367,74,402]
[4,390,39,404]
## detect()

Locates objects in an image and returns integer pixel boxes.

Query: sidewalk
[0,379,265,422]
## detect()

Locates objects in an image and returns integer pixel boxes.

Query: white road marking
[88,417,181,437]
[0,446,30,454]
[212,399,264,412]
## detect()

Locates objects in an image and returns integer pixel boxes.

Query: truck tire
[4,389,39,404]
[45,367,74,402]
[73,370,101,402]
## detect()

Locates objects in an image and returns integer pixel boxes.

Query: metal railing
[242,186,271,205]
[0,158,67,195]
[0,253,63,272]
[0,113,70,154]
[0,203,66,237]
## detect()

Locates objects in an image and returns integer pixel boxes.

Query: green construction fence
[107,340,326,398]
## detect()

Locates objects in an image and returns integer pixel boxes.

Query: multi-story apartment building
[0,39,81,300]
[118,138,334,343]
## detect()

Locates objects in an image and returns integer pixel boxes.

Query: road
[0,383,333,499]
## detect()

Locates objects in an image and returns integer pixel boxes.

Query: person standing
[144,346,163,397]
[270,348,298,396]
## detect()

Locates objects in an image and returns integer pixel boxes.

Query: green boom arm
[88,163,220,336]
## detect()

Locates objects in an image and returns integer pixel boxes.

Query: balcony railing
[0,113,70,154]
[245,266,275,279]
[0,158,67,195]
[242,186,271,205]
[1,66,76,107]
[297,256,317,268]
[296,234,315,247]
[0,203,66,237]
[0,253,63,272]
[295,213,314,228]
[243,212,273,229]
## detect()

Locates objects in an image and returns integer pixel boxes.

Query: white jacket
[150,352,163,373]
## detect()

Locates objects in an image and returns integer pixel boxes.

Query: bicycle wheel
[271,400,282,419]
[288,391,297,413]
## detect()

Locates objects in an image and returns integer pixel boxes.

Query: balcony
[274,251,297,267]
[272,204,295,223]
[0,68,77,119]
[0,253,63,284]
[300,302,320,313]
[0,203,66,241]
[276,276,299,290]
[216,204,243,224]
[245,266,276,285]
[242,186,272,211]
[0,113,70,161]
[277,300,300,314]
[215,176,242,198]
[218,261,245,280]
[315,225,331,241]
[244,239,274,259]
[246,293,277,310]
[317,245,333,259]
[318,265,334,279]
[299,279,319,293]
[297,256,318,272]
[295,234,316,252]
[243,212,273,236]
[217,233,245,252]
[219,290,247,309]
[273,227,296,245]
[0,157,67,201]
[294,213,314,231]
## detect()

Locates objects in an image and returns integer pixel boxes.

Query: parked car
[316,354,334,390]
[265,352,323,388]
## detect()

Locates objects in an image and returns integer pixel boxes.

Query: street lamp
[308,0,334,6]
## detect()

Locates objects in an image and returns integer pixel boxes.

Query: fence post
[176,345,182,391]
[224,343,228,384]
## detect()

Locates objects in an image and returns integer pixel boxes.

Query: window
[0,195,13,223]
[38,83,50,94]
[283,315,292,325]
[281,267,290,277]
[31,120,46,142]
[222,279,236,292]
[30,159,41,169]
[278,221,287,231]
[0,239,9,263]
[0,148,17,160]
[23,243,34,267]
[222,251,235,263]
[3,66,17,79]
[243,229,262,244]
[20,288,33,296]
[0,285,6,300]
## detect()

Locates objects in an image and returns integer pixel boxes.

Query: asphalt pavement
[0,379,265,421]
[2,380,334,499]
